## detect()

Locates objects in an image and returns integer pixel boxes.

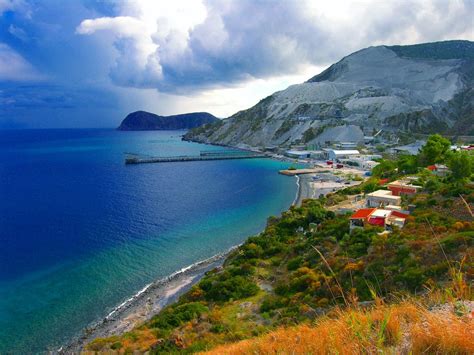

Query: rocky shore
[61,161,329,353]
[60,248,237,353]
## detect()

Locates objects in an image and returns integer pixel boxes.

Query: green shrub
[201,275,259,302]
[149,302,208,329]
[287,256,304,271]
[260,295,288,313]
[210,324,226,333]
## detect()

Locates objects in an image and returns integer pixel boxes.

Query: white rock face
[266,46,462,121]
[186,41,473,147]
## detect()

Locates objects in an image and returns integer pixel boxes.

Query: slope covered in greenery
[87,135,473,353]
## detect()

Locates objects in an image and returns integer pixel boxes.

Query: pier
[125,150,267,164]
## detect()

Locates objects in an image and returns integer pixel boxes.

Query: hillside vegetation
[86,135,473,354]
[206,299,474,354]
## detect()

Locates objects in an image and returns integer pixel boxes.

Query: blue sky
[0,0,473,128]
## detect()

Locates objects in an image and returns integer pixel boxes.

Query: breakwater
[125,150,267,164]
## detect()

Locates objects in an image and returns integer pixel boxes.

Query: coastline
[62,151,304,352]
[293,173,340,206]
[60,247,238,353]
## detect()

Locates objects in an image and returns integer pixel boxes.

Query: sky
[0,0,473,128]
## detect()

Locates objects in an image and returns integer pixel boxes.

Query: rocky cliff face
[118,111,219,131]
[185,40,473,148]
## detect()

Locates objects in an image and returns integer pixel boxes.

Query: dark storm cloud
[155,0,329,89]
[101,0,474,93]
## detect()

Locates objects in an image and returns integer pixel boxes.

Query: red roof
[350,208,376,219]
[368,217,385,226]
[378,178,389,185]
[427,165,436,171]
[390,210,409,219]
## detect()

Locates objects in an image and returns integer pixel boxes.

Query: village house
[427,164,450,177]
[366,190,401,207]
[349,208,409,231]
[387,180,420,196]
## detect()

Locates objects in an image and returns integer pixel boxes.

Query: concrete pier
[125,150,267,164]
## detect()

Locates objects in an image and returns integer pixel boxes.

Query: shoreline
[61,151,305,353]
[293,174,342,206]
[60,246,239,353]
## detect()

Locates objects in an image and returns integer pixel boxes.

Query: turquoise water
[0,129,296,352]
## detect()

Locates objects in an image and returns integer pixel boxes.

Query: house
[427,164,449,177]
[387,210,410,229]
[366,190,401,207]
[349,208,376,230]
[350,208,409,231]
[367,209,392,226]
[387,180,420,196]
[323,149,360,161]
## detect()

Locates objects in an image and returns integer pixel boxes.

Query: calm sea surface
[0,129,296,352]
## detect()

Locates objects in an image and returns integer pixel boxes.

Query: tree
[419,134,451,165]
[397,154,419,174]
[372,159,397,178]
[447,151,473,181]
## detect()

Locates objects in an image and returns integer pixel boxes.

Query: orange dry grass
[120,328,158,351]
[203,302,474,355]
[411,311,474,354]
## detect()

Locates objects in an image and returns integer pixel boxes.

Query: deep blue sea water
[0,129,296,352]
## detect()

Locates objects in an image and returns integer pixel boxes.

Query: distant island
[117,111,219,131]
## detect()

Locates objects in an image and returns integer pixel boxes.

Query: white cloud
[75,0,207,88]
[0,0,30,17]
[0,43,44,81]
[8,24,29,42]
[76,0,474,94]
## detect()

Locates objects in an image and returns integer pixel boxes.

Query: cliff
[117,111,219,131]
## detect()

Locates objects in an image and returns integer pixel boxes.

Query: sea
[0,129,296,353]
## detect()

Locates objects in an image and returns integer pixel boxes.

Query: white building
[285,150,312,159]
[335,142,358,149]
[323,149,360,161]
[366,190,401,207]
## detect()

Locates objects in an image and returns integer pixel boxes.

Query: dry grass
[203,301,474,355]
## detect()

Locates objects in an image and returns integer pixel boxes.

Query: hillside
[86,197,473,353]
[85,139,473,353]
[117,111,219,131]
[206,301,474,354]
[184,40,474,148]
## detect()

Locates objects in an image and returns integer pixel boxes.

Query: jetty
[279,168,321,176]
[125,150,267,164]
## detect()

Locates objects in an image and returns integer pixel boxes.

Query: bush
[260,295,288,313]
[287,256,304,271]
[201,274,259,302]
[395,267,425,291]
[210,324,226,333]
[149,302,208,330]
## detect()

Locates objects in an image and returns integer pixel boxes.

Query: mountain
[117,111,219,131]
[184,40,474,148]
